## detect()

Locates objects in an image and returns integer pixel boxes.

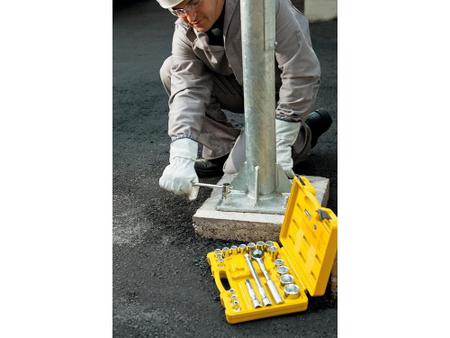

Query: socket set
[207,176,338,324]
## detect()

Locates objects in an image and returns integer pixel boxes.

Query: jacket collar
[223,0,239,40]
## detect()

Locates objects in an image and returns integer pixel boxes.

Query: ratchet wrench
[244,254,271,306]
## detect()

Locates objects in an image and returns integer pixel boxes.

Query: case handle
[213,269,229,295]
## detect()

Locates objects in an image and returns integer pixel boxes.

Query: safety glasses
[169,0,202,17]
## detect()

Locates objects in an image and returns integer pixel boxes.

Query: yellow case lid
[279,176,338,297]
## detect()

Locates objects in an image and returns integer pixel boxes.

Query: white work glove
[275,119,301,179]
[159,138,199,200]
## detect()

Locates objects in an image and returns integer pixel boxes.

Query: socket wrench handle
[244,254,272,306]
[245,279,262,308]
[267,280,284,305]
[193,183,224,189]
[191,183,232,201]
[255,258,284,305]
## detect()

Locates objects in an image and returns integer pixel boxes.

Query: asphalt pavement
[113,1,337,336]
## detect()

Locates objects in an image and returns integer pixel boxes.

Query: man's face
[172,0,225,32]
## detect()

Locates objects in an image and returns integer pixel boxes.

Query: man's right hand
[159,138,199,200]
[275,119,301,179]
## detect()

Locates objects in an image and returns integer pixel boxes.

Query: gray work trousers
[160,56,313,174]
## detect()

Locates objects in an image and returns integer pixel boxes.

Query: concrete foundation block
[192,174,330,242]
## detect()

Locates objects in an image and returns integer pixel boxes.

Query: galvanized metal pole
[216,0,291,214]
[241,0,276,197]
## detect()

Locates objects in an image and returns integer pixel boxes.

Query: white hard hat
[156,0,185,9]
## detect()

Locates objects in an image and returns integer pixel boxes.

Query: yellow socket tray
[206,176,338,324]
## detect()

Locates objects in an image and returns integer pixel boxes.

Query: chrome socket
[214,248,224,260]
[256,241,265,251]
[238,244,247,254]
[283,283,300,299]
[274,258,284,267]
[222,247,230,257]
[231,299,241,312]
[247,242,256,252]
[230,245,238,255]
[280,274,294,285]
[277,265,289,276]
[264,241,274,251]
[228,288,240,311]
[268,245,278,260]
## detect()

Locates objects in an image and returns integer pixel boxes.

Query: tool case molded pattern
[206,176,338,324]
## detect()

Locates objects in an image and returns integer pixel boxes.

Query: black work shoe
[194,154,229,178]
[305,109,333,148]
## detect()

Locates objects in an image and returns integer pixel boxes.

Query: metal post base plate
[216,191,290,215]
[215,163,292,215]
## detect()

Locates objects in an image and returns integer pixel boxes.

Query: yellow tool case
[206,176,338,324]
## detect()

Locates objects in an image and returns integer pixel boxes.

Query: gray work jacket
[168,0,321,141]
